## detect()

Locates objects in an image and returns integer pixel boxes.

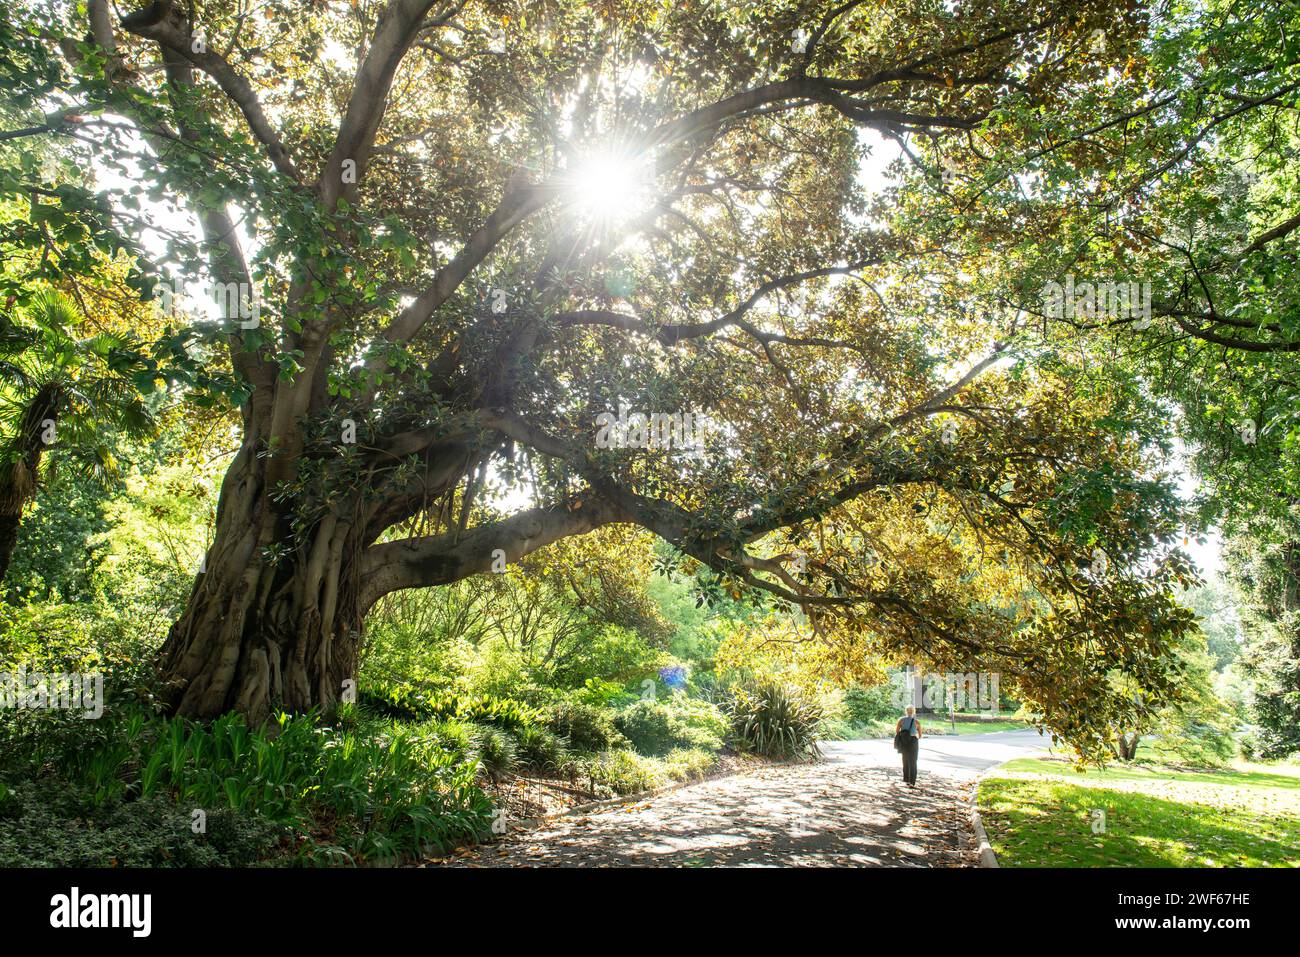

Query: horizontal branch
[359,496,624,609]
[556,260,878,349]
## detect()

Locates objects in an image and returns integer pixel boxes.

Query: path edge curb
[969,790,999,868]
[967,734,1055,868]
[970,752,1026,868]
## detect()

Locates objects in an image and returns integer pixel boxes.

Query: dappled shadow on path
[433,757,977,868]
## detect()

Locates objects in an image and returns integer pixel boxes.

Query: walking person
[895,706,922,787]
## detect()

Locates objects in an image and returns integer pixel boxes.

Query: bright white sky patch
[565,150,656,226]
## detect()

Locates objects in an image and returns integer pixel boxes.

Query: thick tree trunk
[0,512,22,589]
[1115,730,1140,761]
[0,382,64,590]
[156,437,621,721]
[157,443,364,723]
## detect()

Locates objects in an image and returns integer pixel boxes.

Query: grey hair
[905,706,916,716]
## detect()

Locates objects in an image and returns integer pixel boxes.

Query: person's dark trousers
[901,738,919,784]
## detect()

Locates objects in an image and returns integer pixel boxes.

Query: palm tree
[0,290,159,588]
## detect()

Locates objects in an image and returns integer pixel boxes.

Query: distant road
[821,728,1056,782]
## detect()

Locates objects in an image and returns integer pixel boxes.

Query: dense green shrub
[573,745,719,797]
[727,683,823,760]
[450,694,542,731]
[1239,731,1264,761]
[667,695,729,745]
[659,747,719,782]
[544,699,627,752]
[842,683,897,724]
[359,681,541,732]
[515,725,568,771]
[472,726,519,782]
[574,677,634,708]
[612,700,681,755]
[0,781,284,867]
[0,601,164,708]
[613,697,726,756]
[425,718,476,761]
[357,683,431,722]
[579,749,663,795]
[0,705,493,866]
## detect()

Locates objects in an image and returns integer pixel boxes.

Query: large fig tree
[5,0,1198,749]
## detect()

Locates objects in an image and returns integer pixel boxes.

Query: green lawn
[978,756,1300,867]
[928,719,1027,736]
